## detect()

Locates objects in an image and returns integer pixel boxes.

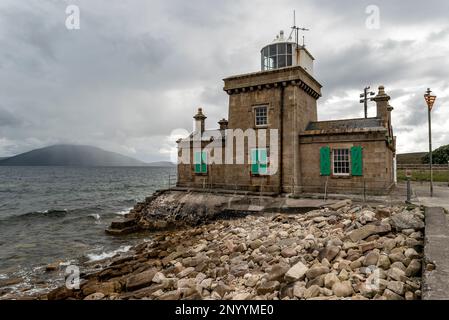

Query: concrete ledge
[422,207,449,300]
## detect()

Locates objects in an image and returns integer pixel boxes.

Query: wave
[87,213,101,220]
[115,207,133,216]
[0,209,69,222]
[85,245,132,262]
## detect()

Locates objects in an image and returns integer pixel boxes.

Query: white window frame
[254,105,268,127]
[332,148,351,176]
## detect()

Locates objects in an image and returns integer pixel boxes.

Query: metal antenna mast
[359,86,376,118]
[289,10,309,49]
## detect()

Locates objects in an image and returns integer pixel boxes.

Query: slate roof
[303,117,387,135]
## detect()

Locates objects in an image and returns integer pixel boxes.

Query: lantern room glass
[261,43,294,71]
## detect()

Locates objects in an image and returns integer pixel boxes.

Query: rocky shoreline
[33,199,425,300]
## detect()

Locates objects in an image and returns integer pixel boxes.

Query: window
[194,151,207,174]
[255,106,268,126]
[261,43,294,70]
[333,149,350,175]
[251,148,268,175]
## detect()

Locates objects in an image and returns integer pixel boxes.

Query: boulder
[383,289,404,300]
[377,255,391,270]
[390,211,424,231]
[332,281,353,297]
[126,268,158,291]
[257,281,280,295]
[84,292,105,300]
[266,264,290,281]
[387,281,405,295]
[328,199,352,210]
[318,246,340,262]
[285,262,308,282]
[405,259,421,277]
[281,247,297,258]
[348,224,391,242]
[324,273,340,289]
[305,266,330,280]
[363,251,379,266]
[303,284,321,299]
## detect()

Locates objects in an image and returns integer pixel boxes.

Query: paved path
[407,182,449,212]
[422,207,449,300]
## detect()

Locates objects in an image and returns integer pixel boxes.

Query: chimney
[193,108,206,133]
[372,85,391,127]
[218,118,228,130]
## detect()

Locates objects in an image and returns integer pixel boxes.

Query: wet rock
[126,268,158,291]
[45,262,61,272]
[47,286,76,300]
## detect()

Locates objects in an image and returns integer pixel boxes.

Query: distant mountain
[0,157,9,161]
[147,161,176,167]
[0,145,148,167]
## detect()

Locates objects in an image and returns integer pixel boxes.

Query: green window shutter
[320,146,331,176]
[259,149,268,175]
[201,151,207,173]
[351,146,363,176]
[251,149,259,174]
[194,151,201,173]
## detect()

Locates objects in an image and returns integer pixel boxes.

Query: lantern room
[260,30,315,75]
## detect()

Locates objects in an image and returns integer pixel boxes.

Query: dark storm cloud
[1,0,449,160]
[0,108,21,127]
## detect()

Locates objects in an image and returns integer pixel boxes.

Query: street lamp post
[424,88,437,197]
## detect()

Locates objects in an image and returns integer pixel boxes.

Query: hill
[147,161,176,167]
[396,152,426,165]
[0,145,148,167]
[423,144,449,164]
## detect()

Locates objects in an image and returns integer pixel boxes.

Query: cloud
[1,0,449,160]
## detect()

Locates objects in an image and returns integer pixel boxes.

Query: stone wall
[299,132,395,195]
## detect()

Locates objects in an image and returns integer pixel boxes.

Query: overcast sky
[1,0,448,162]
